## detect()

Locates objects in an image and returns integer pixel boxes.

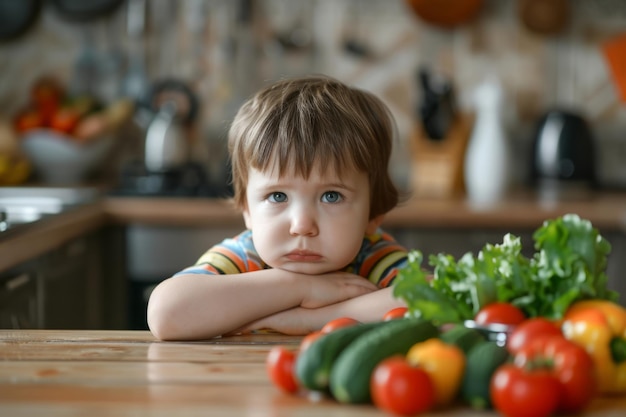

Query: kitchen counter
[1,190,626,273]
[0,202,107,271]
[0,330,624,416]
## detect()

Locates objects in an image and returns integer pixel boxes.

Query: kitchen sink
[0,187,101,230]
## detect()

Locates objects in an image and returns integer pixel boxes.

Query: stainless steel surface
[463,319,513,346]
[126,224,239,281]
[0,187,100,231]
[0,186,100,203]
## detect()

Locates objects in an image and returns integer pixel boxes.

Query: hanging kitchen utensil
[70,27,101,97]
[0,0,41,41]
[343,0,373,59]
[122,0,149,104]
[518,0,569,36]
[51,0,125,99]
[50,0,125,22]
[405,0,483,29]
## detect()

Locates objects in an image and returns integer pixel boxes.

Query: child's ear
[366,215,385,235]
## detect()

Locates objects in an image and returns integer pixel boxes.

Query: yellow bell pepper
[562,300,626,394]
[406,337,465,406]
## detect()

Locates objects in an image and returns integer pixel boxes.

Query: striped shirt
[176,229,408,288]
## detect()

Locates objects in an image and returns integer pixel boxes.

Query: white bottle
[464,78,510,208]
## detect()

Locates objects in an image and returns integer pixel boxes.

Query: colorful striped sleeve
[175,230,265,276]
[356,230,408,288]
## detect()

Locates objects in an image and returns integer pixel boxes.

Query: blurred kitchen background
[3,0,626,330]
[1,0,626,199]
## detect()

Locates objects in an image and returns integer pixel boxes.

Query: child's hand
[300,272,378,309]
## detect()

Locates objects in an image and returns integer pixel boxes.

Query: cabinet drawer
[41,236,89,280]
[0,269,40,329]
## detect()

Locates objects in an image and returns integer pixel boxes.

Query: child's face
[242,163,381,275]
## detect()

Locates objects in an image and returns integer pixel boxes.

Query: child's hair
[228,75,399,220]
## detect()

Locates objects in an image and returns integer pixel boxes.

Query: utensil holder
[410,113,473,198]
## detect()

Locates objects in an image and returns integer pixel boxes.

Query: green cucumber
[461,340,510,409]
[329,318,439,404]
[295,321,386,391]
[440,324,486,354]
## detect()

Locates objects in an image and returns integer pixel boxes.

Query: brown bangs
[247,99,371,179]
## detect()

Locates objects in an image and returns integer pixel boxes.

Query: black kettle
[530,109,596,187]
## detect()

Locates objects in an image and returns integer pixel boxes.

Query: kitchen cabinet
[39,233,103,329]
[0,261,40,329]
[0,230,109,330]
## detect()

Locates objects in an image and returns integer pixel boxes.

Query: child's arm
[236,286,405,335]
[147,269,378,340]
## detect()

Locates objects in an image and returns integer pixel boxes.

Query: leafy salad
[392,214,618,324]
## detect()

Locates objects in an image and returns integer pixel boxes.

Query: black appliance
[530,109,596,194]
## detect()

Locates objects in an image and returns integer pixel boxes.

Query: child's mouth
[286,250,322,262]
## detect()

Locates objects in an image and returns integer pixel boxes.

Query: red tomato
[299,330,323,352]
[382,307,408,321]
[371,356,435,416]
[49,107,82,134]
[474,302,526,326]
[507,317,562,354]
[491,363,562,417]
[266,346,298,394]
[320,317,360,334]
[13,108,46,133]
[514,335,595,414]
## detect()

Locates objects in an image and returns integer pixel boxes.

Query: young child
[147,75,409,340]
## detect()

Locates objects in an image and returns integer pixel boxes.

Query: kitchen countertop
[1,190,626,272]
[0,202,107,271]
[0,329,624,416]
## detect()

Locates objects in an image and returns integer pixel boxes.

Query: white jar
[464,78,510,208]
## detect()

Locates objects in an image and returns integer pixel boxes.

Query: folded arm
[147,269,379,340]
[235,286,406,335]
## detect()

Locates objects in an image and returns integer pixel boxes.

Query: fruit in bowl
[20,129,115,184]
[11,76,135,184]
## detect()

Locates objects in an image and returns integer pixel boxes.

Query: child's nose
[289,206,318,236]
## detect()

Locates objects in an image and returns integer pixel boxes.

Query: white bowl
[20,129,115,184]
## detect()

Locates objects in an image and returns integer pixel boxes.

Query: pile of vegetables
[265,215,625,417]
[267,300,626,417]
[393,213,618,323]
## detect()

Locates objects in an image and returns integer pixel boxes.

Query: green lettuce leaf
[393,214,617,323]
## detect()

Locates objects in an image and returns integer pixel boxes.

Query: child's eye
[321,191,342,203]
[267,192,287,203]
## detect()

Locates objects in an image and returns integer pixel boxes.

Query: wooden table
[0,330,624,416]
